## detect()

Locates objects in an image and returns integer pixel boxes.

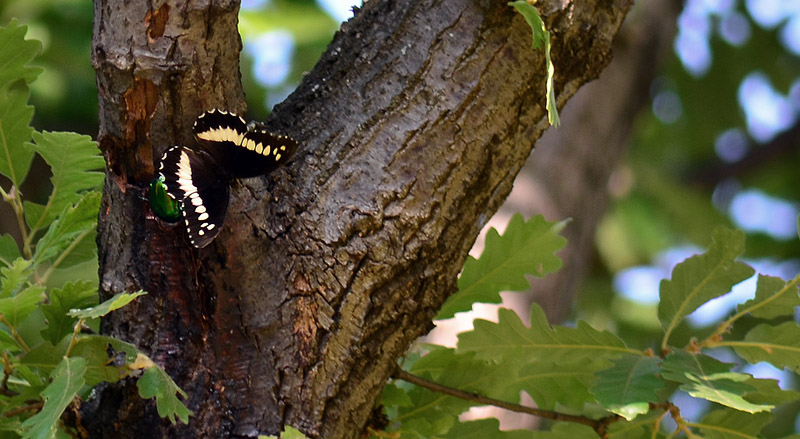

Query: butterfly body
[150,110,297,248]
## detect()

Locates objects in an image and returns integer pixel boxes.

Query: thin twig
[3,401,43,418]
[392,368,622,437]
[699,273,800,349]
[0,314,29,353]
[64,319,85,358]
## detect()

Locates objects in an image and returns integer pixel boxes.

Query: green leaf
[728,322,800,372]
[0,258,33,298]
[457,303,637,364]
[517,360,598,410]
[260,426,310,439]
[393,350,511,438]
[20,357,86,439]
[33,191,101,268]
[0,20,42,89]
[40,281,98,345]
[441,419,530,439]
[590,355,664,420]
[381,382,413,408]
[530,423,598,439]
[0,284,44,327]
[25,131,103,233]
[694,409,773,439]
[412,348,519,403]
[69,335,138,387]
[20,337,71,373]
[508,1,559,126]
[437,214,566,319]
[0,19,41,187]
[661,351,771,413]
[0,328,23,354]
[0,234,20,269]
[737,274,800,319]
[658,227,754,347]
[137,366,192,424]
[67,291,146,320]
[741,377,800,406]
[606,412,664,439]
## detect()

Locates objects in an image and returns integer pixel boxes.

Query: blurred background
[1,0,799,434]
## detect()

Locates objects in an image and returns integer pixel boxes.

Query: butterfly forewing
[159,146,229,248]
[194,109,298,178]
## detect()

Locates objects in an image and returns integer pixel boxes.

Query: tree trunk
[87,0,632,438]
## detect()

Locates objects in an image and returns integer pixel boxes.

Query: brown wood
[88,0,632,437]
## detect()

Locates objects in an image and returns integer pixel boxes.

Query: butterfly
[150,110,298,248]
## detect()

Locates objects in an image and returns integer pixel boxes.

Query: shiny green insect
[148,174,182,223]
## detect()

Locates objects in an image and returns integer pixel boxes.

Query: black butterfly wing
[227,128,299,178]
[193,109,249,146]
[158,146,230,248]
[193,109,298,178]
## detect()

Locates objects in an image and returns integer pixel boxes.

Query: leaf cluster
[381,213,800,438]
[0,21,190,438]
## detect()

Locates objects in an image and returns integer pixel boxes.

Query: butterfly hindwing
[158,146,230,248]
[194,109,298,178]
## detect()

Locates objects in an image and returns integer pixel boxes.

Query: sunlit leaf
[67,291,146,320]
[517,359,598,410]
[737,274,800,319]
[458,303,636,364]
[591,355,664,420]
[661,351,771,413]
[508,1,559,126]
[729,322,800,373]
[694,409,772,439]
[437,214,565,319]
[741,377,800,406]
[658,227,753,346]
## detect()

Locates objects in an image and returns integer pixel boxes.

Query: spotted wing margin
[159,146,230,248]
[225,128,299,178]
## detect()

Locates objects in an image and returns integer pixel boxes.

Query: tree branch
[392,368,622,437]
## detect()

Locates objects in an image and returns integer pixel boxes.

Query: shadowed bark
[87,0,632,438]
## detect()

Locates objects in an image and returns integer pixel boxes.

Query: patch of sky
[241,0,270,10]
[316,0,361,23]
[245,30,295,88]
[613,243,800,326]
[713,128,749,163]
[729,188,800,240]
[718,10,751,46]
[744,362,795,390]
[737,72,797,143]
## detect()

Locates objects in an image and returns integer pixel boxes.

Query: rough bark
[88,0,632,438]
